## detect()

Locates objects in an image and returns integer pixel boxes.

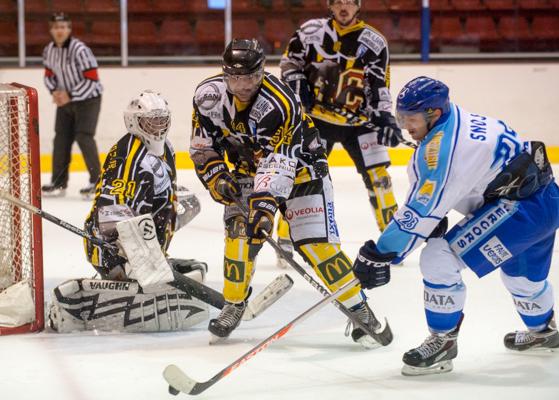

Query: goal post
[0,83,44,335]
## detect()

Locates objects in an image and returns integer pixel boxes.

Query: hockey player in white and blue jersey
[352,76,559,376]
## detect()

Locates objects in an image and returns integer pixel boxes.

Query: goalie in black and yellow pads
[191,38,383,346]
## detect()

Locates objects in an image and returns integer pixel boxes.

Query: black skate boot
[208,300,247,344]
[79,182,96,200]
[42,183,66,198]
[345,301,382,349]
[402,319,462,376]
[276,238,293,269]
[504,314,559,351]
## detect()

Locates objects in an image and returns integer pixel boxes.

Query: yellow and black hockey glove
[247,193,278,244]
[196,159,241,206]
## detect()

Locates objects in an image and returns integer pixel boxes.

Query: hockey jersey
[377,104,528,261]
[191,72,327,200]
[280,17,392,125]
[85,133,177,268]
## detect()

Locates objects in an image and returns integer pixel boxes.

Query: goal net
[0,83,43,335]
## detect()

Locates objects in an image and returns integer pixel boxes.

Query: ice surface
[2,167,558,400]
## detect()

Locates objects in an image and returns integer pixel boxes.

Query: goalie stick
[314,102,418,149]
[164,277,360,396]
[231,198,393,346]
[0,190,292,321]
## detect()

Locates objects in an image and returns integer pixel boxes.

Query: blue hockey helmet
[396,76,450,120]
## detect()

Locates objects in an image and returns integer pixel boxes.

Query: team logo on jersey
[357,29,385,56]
[301,20,323,35]
[195,82,221,110]
[249,96,273,123]
[416,179,437,205]
[425,131,443,170]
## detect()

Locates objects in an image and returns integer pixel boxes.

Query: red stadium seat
[484,0,517,10]
[51,0,83,13]
[368,17,399,41]
[387,0,421,11]
[70,20,87,38]
[128,0,154,13]
[85,0,119,13]
[429,0,455,10]
[154,0,188,12]
[90,21,120,45]
[398,16,421,41]
[232,18,261,40]
[195,17,225,45]
[264,17,295,52]
[187,0,211,13]
[499,16,532,40]
[233,0,255,12]
[0,21,18,56]
[25,20,50,46]
[532,16,559,39]
[451,0,486,10]
[518,0,553,9]
[25,0,50,13]
[465,16,500,41]
[160,19,194,45]
[0,0,17,13]
[128,21,157,45]
[431,16,463,41]
[361,0,388,11]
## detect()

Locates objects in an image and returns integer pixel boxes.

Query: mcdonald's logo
[317,254,352,285]
[224,258,245,283]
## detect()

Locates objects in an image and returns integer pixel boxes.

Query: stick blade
[163,364,198,395]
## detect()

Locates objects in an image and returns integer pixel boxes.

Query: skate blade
[209,334,228,345]
[401,360,453,376]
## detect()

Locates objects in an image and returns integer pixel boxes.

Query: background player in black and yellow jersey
[84,90,202,281]
[280,0,403,240]
[192,39,383,346]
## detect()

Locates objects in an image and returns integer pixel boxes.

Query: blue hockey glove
[353,240,396,289]
[284,73,314,111]
[373,111,404,148]
[247,193,278,244]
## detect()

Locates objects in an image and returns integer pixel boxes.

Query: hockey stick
[314,102,418,149]
[164,277,360,396]
[234,199,392,346]
[0,190,292,319]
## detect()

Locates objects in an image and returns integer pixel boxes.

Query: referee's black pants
[51,96,102,187]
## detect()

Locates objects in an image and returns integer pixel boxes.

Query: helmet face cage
[137,109,171,141]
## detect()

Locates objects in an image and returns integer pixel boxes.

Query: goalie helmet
[123,90,171,156]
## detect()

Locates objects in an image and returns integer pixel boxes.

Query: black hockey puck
[168,385,180,396]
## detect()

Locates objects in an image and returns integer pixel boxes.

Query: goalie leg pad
[48,278,209,333]
[116,214,175,288]
[298,242,363,307]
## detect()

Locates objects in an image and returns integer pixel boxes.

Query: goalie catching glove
[247,193,278,244]
[195,158,241,206]
[353,240,396,289]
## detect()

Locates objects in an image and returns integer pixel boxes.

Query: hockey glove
[353,240,397,289]
[196,159,241,206]
[374,111,404,148]
[284,72,314,112]
[247,193,278,244]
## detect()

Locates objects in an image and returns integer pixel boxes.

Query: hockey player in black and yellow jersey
[280,0,402,239]
[84,90,201,280]
[192,39,383,346]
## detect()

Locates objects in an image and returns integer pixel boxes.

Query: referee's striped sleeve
[70,46,100,101]
[42,45,57,93]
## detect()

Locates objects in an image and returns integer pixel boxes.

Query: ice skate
[208,300,247,344]
[79,183,96,200]
[276,238,293,269]
[504,314,559,352]
[42,183,66,198]
[345,301,382,349]
[401,324,460,376]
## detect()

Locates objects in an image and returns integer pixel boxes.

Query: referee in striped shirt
[42,12,102,199]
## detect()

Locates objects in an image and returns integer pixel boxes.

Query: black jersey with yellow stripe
[84,133,177,269]
[280,18,393,126]
[191,72,327,185]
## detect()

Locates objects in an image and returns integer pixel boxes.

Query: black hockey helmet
[327,0,361,7]
[222,39,265,76]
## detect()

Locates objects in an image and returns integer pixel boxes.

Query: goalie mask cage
[0,83,43,335]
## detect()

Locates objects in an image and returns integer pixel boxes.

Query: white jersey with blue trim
[377,103,527,260]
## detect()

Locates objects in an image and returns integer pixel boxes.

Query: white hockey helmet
[123,90,171,156]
